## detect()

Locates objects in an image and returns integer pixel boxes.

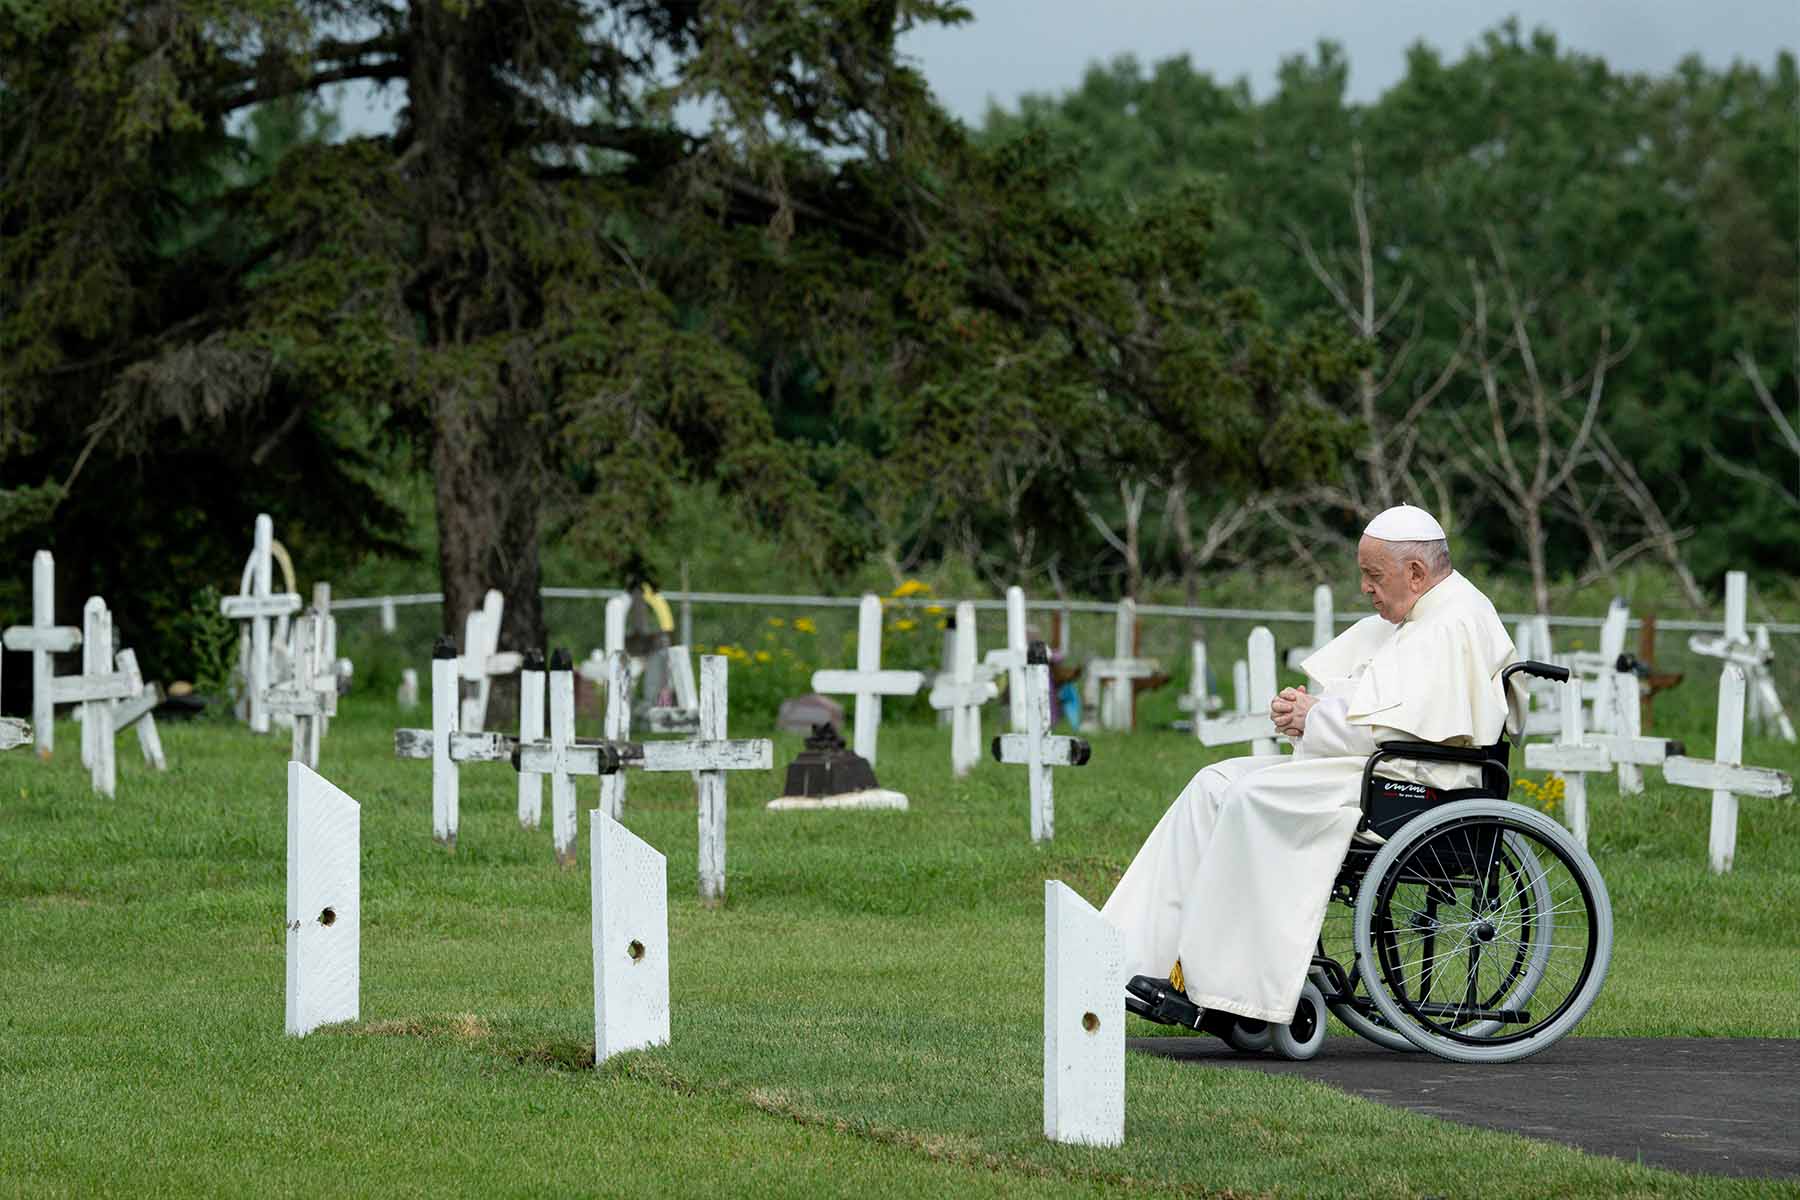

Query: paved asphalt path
[1131,1036,1798,1180]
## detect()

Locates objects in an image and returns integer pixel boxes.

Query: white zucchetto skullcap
[1363,503,1447,542]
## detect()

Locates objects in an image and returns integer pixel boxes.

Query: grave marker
[1688,572,1795,743]
[811,593,924,767]
[397,667,419,710]
[1176,640,1221,735]
[980,586,1031,732]
[1198,628,1279,755]
[599,649,631,821]
[55,598,142,797]
[265,610,337,770]
[459,589,523,733]
[1043,880,1125,1148]
[1,550,81,758]
[1523,675,1609,846]
[992,643,1092,842]
[591,808,670,1062]
[1663,664,1794,873]
[928,601,997,777]
[285,761,360,1037]
[220,515,302,734]
[517,650,546,830]
[1088,598,1160,732]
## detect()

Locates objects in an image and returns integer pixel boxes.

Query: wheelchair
[1223,660,1614,1065]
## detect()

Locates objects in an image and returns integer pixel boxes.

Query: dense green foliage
[985,27,1799,604]
[2,1,1363,680]
[3,697,1796,1195]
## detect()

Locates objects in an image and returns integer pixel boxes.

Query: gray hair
[1386,538,1452,578]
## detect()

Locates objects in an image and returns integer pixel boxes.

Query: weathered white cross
[1197,627,1280,756]
[1688,571,1795,743]
[2,550,80,758]
[57,597,143,798]
[811,593,924,767]
[596,648,632,823]
[979,586,1031,732]
[1088,598,1160,732]
[1285,584,1335,669]
[991,642,1092,842]
[1177,640,1222,734]
[517,649,546,831]
[516,654,773,900]
[928,601,998,777]
[220,514,302,734]
[394,635,517,850]
[458,588,523,733]
[1523,674,1609,847]
[107,648,167,773]
[1514,617,1564,737]
[1663,664,1794,873]
[266,609,338,770]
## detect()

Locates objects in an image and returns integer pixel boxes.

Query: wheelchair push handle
[1502,659,1569,686]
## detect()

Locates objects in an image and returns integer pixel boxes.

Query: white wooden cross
[394,635,518,850]
[57,597,143,798]
[1177,640,1221,734]
[980,586,1031,732]
[266,609,338,770]
[1198,627,1279,756]
[991,642,1092,842]
[811,593,924,767]
[598,648,631,822]
[1571,599,1630,734]
[220,514,302,734]
[928,601,998,777]
[1523,674,1609,847]
[1688,571,1795,743]
[1089,598,1159,732]
[108,648,167,773]
[2,550,81,758]
[516,654,773,901]
[459,588,523,733]
[517,649,546,830]
[308,581,340,739]
[1514,617,1563,737]
[1663,664,1794,873]
[1285,584,1334,669]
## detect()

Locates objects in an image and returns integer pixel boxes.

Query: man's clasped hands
[1269,685,1318,739]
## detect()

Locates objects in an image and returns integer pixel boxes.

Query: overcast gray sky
[331,2,1797,136]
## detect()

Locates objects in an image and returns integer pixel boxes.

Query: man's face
[1358,536,1422,624]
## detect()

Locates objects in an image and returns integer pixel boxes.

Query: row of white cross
[2,550,167,793]
[394,640,771,901]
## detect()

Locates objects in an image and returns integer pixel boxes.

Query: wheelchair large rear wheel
[1352,800,1611,1064]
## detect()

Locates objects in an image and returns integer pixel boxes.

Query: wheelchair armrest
[1359,741,1511,827]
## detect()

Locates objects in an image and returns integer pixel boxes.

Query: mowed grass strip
[2,699,1796,1197]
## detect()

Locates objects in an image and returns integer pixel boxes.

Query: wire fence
[329,586,1799,736]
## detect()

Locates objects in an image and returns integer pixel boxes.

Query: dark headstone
[781,723,879,798]
[776,692,844,735]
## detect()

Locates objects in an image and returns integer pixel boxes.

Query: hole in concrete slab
[1082,1011,1100,1034]
[627,939,645,962]
[319,907,336,927]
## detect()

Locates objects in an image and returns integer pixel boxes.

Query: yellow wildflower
[793,617,816,634]
[891,579,931,598]
[768,617,786,628]
[923,604,945,615]
[755,650,772,663]
[892,618,917,632]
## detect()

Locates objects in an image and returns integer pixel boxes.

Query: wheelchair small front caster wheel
[1271,981,1327,1061]
[1225,1018,1272,1053]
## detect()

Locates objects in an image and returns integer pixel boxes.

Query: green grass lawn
[2,694,1797,1198]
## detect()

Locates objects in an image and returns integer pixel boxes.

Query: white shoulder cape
[1298,572,1515,744]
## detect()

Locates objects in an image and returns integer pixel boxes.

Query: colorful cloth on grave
[1099,570,1516,1024]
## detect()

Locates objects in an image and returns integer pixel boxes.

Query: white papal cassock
[1100,570,1516,1023]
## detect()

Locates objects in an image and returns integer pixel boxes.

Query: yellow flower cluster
[1513,774,1567,814]
[890,617,918,632]
[793,617,817,634]
[891,579,932,598]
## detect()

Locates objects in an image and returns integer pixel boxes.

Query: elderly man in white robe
[1104,504,1517,1033]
